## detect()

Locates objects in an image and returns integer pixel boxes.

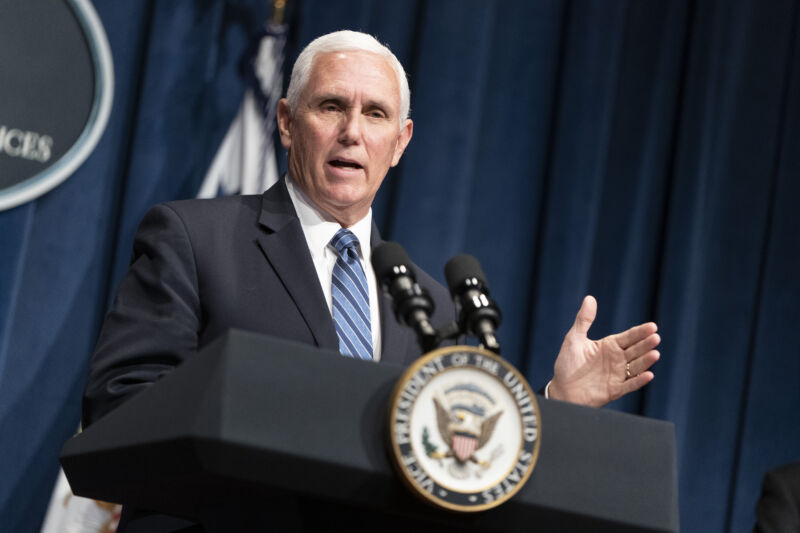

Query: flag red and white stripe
[452,434,478,462]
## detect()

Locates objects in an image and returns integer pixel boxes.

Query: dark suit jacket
[82,178,454,531]
[84,177,454,423]
[755,462,800,533]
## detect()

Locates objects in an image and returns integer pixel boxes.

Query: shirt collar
[285,175,373,261]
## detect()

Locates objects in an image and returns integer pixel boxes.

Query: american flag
[197,20,286,198]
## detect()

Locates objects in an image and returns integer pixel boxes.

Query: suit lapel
[255,179,340,351]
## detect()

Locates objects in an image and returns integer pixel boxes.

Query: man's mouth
[329,159,363,170]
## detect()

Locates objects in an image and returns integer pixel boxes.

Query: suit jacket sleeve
[83,203,202,426]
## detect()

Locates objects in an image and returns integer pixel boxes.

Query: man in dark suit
[83,29,662,531]
[84,31,425,424]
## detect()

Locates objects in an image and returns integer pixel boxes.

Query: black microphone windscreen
[371,241,413,281]
[444,254,487,292]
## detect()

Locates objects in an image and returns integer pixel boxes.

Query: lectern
[62,330,679,532]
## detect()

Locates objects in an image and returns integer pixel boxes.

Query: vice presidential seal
[388,346,541,512]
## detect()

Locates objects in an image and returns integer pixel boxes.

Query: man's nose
[337,110,362,144]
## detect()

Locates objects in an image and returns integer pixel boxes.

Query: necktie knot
[330,228,360,256]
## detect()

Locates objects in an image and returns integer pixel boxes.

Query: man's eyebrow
[313,93,346,104]
[362,98,391,110]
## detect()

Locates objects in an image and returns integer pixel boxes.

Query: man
[84,30,660,530]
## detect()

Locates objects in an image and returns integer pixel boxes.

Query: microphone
[444,254,502,354]
[371,242,438,352]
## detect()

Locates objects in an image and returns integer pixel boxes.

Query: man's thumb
[572,295,597,336]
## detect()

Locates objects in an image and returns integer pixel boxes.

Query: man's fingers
[627,350,660,376]
[572,295,597,336]
[619,370,655,397]
[615,321,658,349]
[625,333,661,361]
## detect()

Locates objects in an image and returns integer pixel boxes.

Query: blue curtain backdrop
[0,1,797,531]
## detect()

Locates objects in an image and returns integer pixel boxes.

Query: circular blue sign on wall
[0,0,113,211]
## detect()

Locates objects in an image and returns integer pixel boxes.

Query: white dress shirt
[285,176,382,361]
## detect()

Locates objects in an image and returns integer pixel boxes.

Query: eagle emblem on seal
[424,383,504,478]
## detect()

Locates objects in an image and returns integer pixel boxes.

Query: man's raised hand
[547,295,661,407]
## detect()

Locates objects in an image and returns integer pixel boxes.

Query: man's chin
[322,180,373,205]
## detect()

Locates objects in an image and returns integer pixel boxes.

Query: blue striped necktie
[330,229,373,360]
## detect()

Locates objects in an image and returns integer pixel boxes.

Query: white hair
[285,30,410,123]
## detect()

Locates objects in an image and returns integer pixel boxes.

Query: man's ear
[277,99,293,149]
[391,119,413,167]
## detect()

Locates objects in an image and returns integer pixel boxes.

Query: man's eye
[321,103,340,112]
[367,110,387,119]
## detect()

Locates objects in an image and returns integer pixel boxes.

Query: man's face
[277,50,413,226]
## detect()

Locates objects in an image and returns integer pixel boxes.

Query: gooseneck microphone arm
[371,242,440,352]
[444,254,502,354]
